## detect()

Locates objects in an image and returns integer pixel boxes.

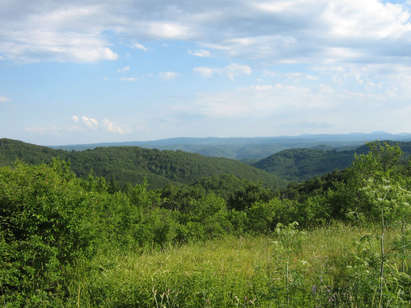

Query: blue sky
[1,0,411,145]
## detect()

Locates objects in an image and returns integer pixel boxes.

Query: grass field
[66,223,410,307]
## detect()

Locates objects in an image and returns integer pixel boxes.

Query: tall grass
[65,223,410,307]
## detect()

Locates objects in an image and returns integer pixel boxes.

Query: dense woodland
[52,133,411,161]
[0,139,410,306]
[0,139,283,189]
[254,142,411,182]
[2,138,411,187]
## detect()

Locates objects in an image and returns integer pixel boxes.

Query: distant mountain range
[51,132,411,161]
[1,136,410,188]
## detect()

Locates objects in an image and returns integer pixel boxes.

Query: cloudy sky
[1,0,411,145]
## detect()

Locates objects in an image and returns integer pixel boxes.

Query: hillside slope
[0,138,283,189]
[254,141,411,181]
[52,132,411,160]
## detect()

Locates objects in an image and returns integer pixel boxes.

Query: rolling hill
[0,138,283,189]
[253,141,411,181]
[51,132,411,161]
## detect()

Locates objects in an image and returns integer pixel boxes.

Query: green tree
[0,160,94,305]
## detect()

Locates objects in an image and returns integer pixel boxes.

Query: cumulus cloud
[103,119,125,134]
[225,64,252,80]
[146,22,191,39]
[193,63,252,80]
[0,9,118,62]
[193,67,215,78]
[159,72,179,80]
[0,3,117,62]
[1,0,411,64]
[71,115,125,134]
[133,42,147,51]
[81,116,98,129]
[175,60,411,134]
[0,96,10,103]
[188,49,211,57]
[180,84,332,119]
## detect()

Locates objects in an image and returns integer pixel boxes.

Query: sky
[1,0,411,145]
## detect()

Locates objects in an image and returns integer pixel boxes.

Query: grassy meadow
[66,223,410,307]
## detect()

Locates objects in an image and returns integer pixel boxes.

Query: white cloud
[120,77,136,82]
[193,66,215,78]
[103,119,125,134]
[26,116,127,137]
[188,49,211,57]
[193,63,252,80]
[175,60,411,134]
[2,0,411,65]
[252,1,300,13]
[225,63,252,80]
[181,84,332,119]
[0,96,10,103]
[146,22,191,39]
[159,72,179,80]
[133,42,147,51]
[0,3,117,62]
[81,116,98,129]
[70,115,125,134]
[117,66,130,73]
[323,0,411,40]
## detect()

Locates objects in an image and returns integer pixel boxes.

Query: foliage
[254,148,355,181]
[0,160,94,305]
[254,141,411,182]
[66,225,410,307]
[0,138,283,190]
[0,141,410,306]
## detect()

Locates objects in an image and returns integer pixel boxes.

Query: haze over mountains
[52,132,411,161]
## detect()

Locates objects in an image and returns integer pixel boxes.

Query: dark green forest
[2,138,411,188]
[254,141,411,181]
[0,139,283,189]
[0,140,410,307]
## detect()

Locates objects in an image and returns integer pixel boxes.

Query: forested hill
[253,141,411,182]
[52,132,411,161]
[0,138,67,165]
[0,138,282,189]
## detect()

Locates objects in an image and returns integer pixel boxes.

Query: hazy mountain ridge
[51,132,411,161]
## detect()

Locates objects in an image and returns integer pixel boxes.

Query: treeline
[254,141,411,181]
[0,138,282,189]
[1,143,410,305]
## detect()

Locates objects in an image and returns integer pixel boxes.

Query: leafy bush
[0,160,94,305]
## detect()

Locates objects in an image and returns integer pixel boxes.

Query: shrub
[0,160,94,305]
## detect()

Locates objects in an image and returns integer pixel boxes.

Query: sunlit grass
[66,223,410,307]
